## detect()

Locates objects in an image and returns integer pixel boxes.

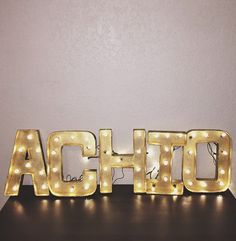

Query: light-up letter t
[47,131,97,196]
[99,129,146,193]
[146,131,186,195]
[183,130,231,192]
[4,130,49,196]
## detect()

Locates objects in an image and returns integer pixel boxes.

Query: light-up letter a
[4,130,49,196]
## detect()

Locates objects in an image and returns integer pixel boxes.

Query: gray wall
[1,0,236,209]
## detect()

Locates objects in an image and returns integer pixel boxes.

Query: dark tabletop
[0,185,236,241]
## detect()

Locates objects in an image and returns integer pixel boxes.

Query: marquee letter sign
[4,129,232,197]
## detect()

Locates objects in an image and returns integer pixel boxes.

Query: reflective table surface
[0,185,236,241]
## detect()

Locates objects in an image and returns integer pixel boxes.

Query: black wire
[113,168,125,184]
[207,143,217,165]
[65,174,83,182]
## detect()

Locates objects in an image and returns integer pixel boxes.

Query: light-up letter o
[183,130,231,192]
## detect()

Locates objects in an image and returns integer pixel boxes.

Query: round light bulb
[12,185,18,191]
[51,150,56,155]
[219,169,225,175]
[52,167,58,173]
[39,170,44,175]
[27,134,33,140]
[54,137,59,142]
[188,150,193,155]
[18,147,24,152]
[219,181,224,186]
[25,162,31,168]
[185,169,191,175]
[163,176,168,182]
[163,160,168,166]
[14,169,20,174]
[89,175,94,180]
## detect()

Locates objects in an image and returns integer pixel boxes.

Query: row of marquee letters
[4,129,232,197]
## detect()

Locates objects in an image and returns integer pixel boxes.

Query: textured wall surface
[0,0,236,209]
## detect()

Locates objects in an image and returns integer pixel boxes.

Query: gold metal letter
[47,131,97,196]
[183,130,231,192]
[4,130,49,196]
[146,131,186,195]
[99,129,146,193]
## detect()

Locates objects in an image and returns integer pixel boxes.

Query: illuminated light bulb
[201,182,207,188]
[84,183,90,190]
[136,149,141,154]
[165,133,170,138]
[36,147,41,153]
[18,147,24,152]
[89,175,94,180]
[27,134,33,140]
[103,166,108,171]
[51,150,56,155]
[221,133,226,138]
[163,176,168,182]
[25,162,31,168]
[189,181,193,186]
[151,186,155,192]
[103,132,108,137]
[87,145,91,150]
[54,137,59,142]
[70,186,75,192]
[163,160,168,166]
[14,169,20,174]
[117,158,121,163]
[185,169,191,175]
[39,170,44,175]
[222,150,228,156]
[41,184,47,190]
[135,166,141,172]
[105,150,111,155]
[137,183,142,188]
[204,132,209,138]
[54,183,59,188]
[137,131,142,137]
[164,146,169,152]
[177,133,183,138]
[12,185,18,191]
[219,181,224,187]
[103,182,108,187]
[52,167,58,173]
[188,150,193,155]
[219,169,225,175]
[71,135,75,140]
